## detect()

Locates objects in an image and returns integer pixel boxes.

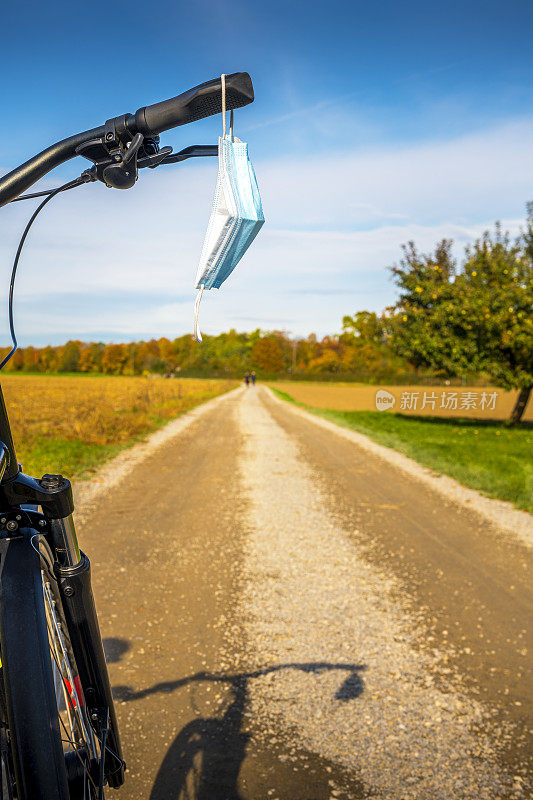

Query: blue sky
[1,0,532,344]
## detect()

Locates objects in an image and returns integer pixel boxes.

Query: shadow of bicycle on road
[113,661,366,800]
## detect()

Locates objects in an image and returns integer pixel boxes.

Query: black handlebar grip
[131,72,254,136]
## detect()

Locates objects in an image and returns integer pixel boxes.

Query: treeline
[0,327,410,381]
[2,206,532,418]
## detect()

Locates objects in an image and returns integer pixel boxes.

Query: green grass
[20,437,124,482]
[271,388,533,512]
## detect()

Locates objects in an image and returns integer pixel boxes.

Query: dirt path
[77,386,532,799]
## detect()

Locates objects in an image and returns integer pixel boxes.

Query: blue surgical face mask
[193,75,264,341]
[211,138,264,288]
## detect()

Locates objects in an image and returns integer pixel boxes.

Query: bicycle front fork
[58,553,125,787]
[0,458,125,788]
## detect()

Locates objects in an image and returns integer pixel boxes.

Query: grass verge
[270,388,533,512]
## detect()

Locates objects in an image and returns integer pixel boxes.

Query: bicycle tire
[0,532,99,799]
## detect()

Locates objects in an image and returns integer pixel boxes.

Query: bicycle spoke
[43,577,97,754]
[42,572,101,797]
[57,711,98,792]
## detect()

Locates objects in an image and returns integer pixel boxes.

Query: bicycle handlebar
[0,72,253,207]
[131,72,254,136]
[0,126,105,208]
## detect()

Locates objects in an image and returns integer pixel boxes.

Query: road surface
[77,386,532,800]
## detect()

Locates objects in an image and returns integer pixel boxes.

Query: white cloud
[0,118,531,342]
[257,118,533,229]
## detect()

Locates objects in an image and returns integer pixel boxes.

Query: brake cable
[0,176,88,371]
[10,181,87,203]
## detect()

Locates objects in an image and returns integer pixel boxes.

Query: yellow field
[270,381,533,421]
[0,375,235,478]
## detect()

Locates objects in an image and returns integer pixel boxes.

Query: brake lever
[77,129,217,183]
[137,145,217,170]
[76,130,146,189]
[155,145,218,166]
[137,146,173,170]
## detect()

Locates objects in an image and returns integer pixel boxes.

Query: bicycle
[0,71,254,799]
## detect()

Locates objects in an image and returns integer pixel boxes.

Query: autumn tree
[157,338,176,372]
[4,348,23,371]
[293,334,319,372]
[22,346,40,372]
[304,335,341,374]
[251,335,285,373]
[39,346,57,373]
[79,343,104,373]
[102,343,129,374]
[131,340,162,373]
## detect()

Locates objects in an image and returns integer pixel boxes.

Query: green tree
[342,311,384,344]
[389,212,533,422]
[388,238,457,373]
[459,220,532,422]
[59,341,81,373]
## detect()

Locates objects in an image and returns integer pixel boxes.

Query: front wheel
[0,533,102,799]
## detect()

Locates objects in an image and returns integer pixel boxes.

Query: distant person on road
[244,372,250,387]
[251,371,257,386]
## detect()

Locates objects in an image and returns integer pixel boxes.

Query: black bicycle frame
[0,386,18,483]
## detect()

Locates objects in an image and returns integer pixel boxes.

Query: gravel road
[76,386,532,800]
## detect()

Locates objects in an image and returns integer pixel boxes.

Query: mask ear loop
[221,74,234,139]
[194,284,204,343]
[221,73,226,137]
